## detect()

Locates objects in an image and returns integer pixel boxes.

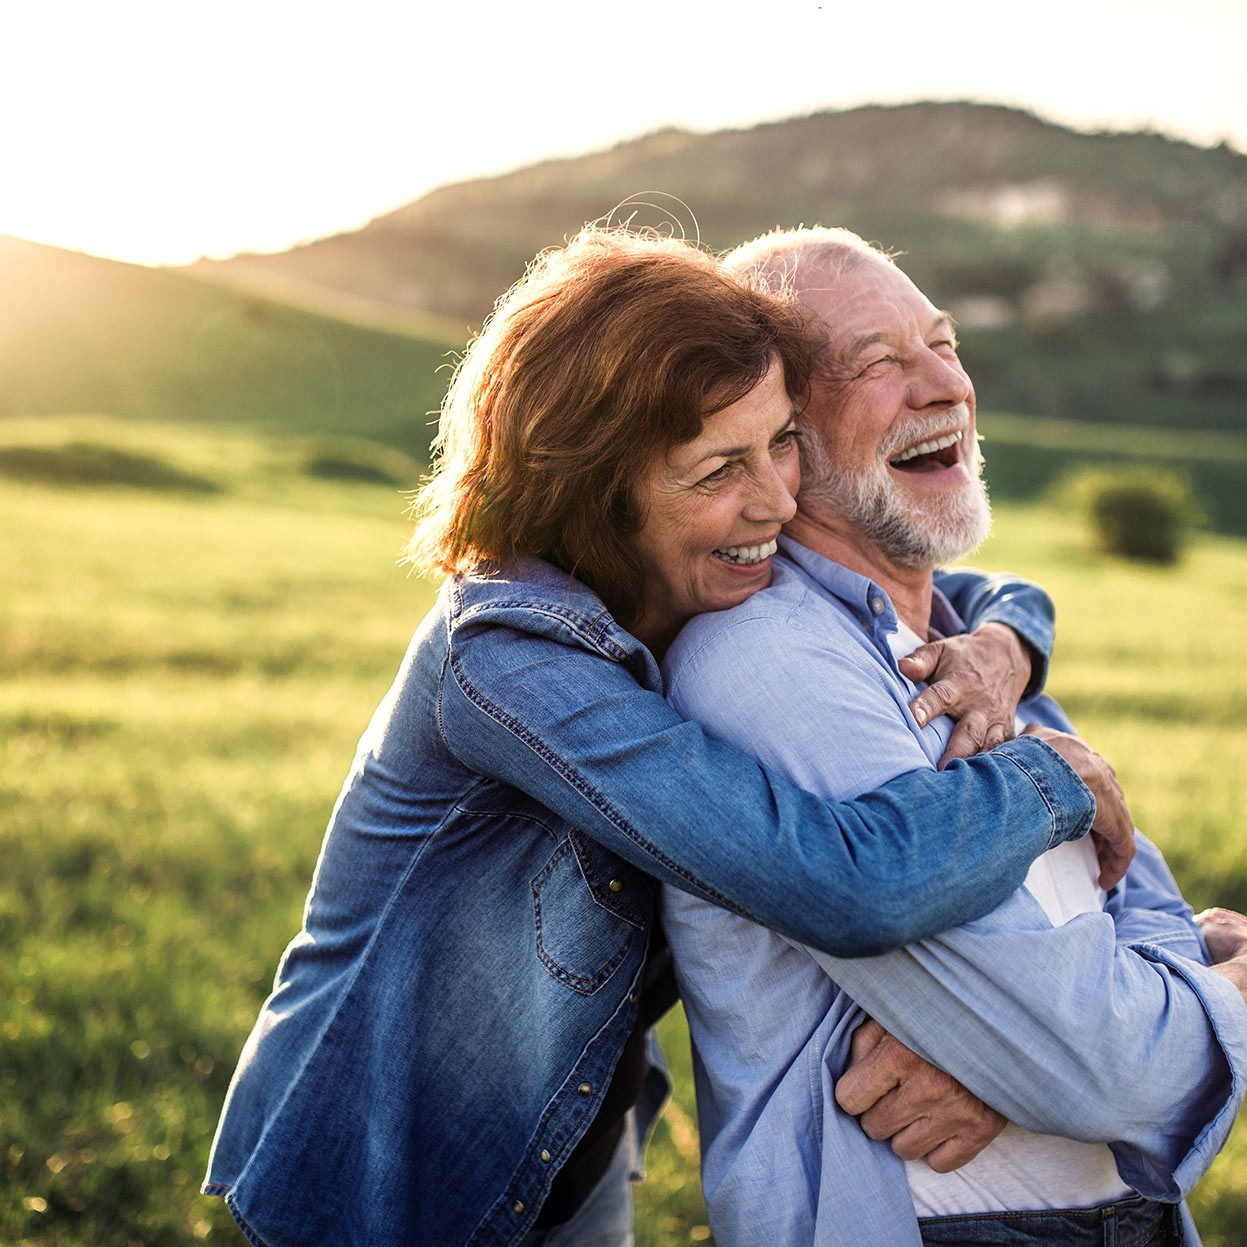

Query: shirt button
[577,1081,592,1096]
[512,1200,525,1214]
[608,878,623,893]
[540,1149,552,1164]
[870,595,886,616]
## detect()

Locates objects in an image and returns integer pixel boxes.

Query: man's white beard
[799,411,993,570]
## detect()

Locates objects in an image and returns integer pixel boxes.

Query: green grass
[2,419,1246,1246]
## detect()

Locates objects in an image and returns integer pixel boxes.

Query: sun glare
[1,0,1243,268]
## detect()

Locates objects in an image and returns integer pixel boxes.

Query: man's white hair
[723,226,895,301]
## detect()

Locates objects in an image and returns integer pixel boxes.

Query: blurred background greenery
[3,101,1246,1244]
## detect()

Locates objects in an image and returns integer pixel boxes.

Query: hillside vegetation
[198,102,1247,332]
[188,101,1247,530]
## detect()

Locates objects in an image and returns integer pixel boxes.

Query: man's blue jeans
[919,1195,1186,1246]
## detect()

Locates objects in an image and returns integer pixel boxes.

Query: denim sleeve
[440,622,1094,957]
[934,567,1055,696]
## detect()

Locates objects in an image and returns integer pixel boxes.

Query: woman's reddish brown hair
[405,226,818,625]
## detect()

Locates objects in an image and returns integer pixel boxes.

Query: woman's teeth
[891,429,963,464]
[715,539,778,565]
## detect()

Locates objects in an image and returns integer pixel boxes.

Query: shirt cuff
[1110,943,1247,1199]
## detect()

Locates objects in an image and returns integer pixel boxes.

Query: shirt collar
[778,534,968,642]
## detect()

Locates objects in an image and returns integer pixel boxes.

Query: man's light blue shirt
[661,538,1247,1247]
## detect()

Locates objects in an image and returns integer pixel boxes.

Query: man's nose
[908,351,972,409]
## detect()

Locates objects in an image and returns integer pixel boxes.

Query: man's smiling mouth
[889,429,964,473]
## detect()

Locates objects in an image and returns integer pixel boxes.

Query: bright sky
[4,0,1243,267]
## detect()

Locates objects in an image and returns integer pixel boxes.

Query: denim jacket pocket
[532,831,650,995]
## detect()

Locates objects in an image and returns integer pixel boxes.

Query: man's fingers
[898,643,939,684]
[923,1127,1001,1173]
[1194,908,1247,963]
[909,677,957,729]
[861,1111,939,1157]
[835,1047,897,1116]
[847,1016,888,1063]
[938,711,991,768]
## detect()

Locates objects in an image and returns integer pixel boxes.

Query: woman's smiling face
[629,357,802,654]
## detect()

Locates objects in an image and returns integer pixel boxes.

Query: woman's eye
[697,463,732,487]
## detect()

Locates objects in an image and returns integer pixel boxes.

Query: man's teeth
[891,430,963,464]
[715,539,778,565]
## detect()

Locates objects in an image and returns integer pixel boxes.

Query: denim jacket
[204,558,1092,1247]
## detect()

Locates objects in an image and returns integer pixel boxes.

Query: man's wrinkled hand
[1021,725,1135,889]
[834,1018,1006,1172]
[1197,909,1247,996]
[1196,907,1247,965]
[902,623,1031,768]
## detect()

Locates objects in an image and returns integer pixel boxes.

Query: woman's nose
[743,460,798,524]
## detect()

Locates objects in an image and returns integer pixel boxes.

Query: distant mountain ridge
[193,100,1247,328]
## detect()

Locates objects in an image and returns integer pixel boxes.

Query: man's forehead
[799,264,947,349]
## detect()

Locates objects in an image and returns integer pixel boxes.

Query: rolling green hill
[0,234,453,459]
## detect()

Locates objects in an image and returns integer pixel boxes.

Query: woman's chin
[702,559,774,612]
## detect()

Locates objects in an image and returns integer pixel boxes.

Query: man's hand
[902,623,1031,768]
[834,1018,1006,1172]
[1022,725,1136,890]
[1196,908,1247,995]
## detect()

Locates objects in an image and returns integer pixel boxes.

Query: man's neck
[784,509,934,636]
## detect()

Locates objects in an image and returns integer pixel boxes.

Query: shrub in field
[1059,466,1203,564]
[0,442,220,493]
[295,436,422,486]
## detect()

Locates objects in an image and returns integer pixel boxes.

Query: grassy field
[3,419,1246,1246]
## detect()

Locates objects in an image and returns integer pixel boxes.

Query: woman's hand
[901,622,1031,768]
[834,1018,1006,1172]
[1021,724,1136,890]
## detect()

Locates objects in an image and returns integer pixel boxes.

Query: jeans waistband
[918,1195,1183,1246]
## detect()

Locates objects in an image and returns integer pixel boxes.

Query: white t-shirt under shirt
[890,621,1133,1217]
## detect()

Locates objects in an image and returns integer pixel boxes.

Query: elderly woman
[203,228,1127,1247]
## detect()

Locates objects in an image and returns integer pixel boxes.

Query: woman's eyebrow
[685,411,800,468]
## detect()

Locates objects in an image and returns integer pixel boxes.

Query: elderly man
[661,228,1247,1246]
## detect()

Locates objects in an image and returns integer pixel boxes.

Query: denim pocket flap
[531,835,648,994]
